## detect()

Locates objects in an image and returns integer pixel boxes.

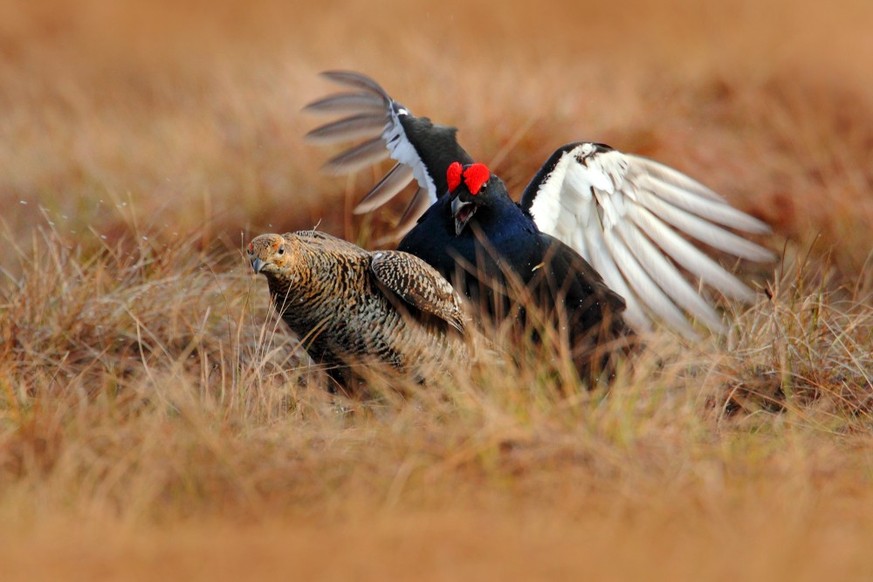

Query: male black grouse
[396,159,631,378]
[304,71,775,340]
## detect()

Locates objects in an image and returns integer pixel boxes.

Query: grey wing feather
[391,188,433,238]
[354,163,416,214]
[322,136,391,175]
[304,114,388,144]
[319,70,392,96]
[369,251,467,333]
[303,92,387,116]
[305,71,437,240]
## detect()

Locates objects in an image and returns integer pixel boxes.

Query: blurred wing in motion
[304,71,474,238]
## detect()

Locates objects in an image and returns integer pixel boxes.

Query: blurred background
[1,0,871,277]
[1,3,872,576]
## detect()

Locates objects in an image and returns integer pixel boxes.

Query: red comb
[463,163,490,195]
[447,161,463,193]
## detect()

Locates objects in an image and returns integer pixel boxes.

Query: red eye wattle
[463,163,490,195]
[447,161,463,193]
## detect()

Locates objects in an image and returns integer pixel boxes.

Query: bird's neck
[470,197,530,236]
[266,271,302,304]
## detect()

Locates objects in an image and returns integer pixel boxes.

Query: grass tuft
[1,0,872,577]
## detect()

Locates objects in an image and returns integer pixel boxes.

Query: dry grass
[1,0,872,579]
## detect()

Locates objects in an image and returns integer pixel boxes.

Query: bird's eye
[277,246,285,255]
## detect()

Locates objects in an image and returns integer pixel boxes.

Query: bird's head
[447,161,498,235]
[247,233,296,275]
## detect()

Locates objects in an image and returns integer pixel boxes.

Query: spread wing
[521,142,775,338]
[304,71,473,238]
[369,250,467,334]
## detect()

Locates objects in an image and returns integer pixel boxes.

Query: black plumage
[398,163,631,379]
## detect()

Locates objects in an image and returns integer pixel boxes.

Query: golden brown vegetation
[1,0,872,579]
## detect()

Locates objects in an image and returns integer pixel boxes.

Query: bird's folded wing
[369,250,467,333]
[305,71,472,238]
[521,142,775,338]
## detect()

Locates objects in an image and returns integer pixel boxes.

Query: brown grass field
[1,0,872,579]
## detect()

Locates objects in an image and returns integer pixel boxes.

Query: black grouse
[248,230,468,390]
[398,160,631,378]
[304,71,775,340]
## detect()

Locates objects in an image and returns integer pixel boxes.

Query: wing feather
[319,70,391,96]
[302,92,387,115]
[628,205,758,301]
[370,250,467,333]
[304,113,388,144]
[634,171,771,233]
[394,187,434,237]
[322,136,390,175]
[305,71,442,232]
[626,155,725,202]
[371,187,434,246]
[525,142,774,337]
[614,219,724,332]
[354,164,416,214]
[581,208,650,332]
[635,190,775,262]
[602,224,698,338]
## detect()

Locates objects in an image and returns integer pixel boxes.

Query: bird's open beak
[451,197,476,236]
[250,257,265,274]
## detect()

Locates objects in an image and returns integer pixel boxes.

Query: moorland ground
[1,0,872,579]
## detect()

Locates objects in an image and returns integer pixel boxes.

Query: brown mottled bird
[247,230,467,389]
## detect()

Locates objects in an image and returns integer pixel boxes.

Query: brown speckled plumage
[247,230,467,388]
